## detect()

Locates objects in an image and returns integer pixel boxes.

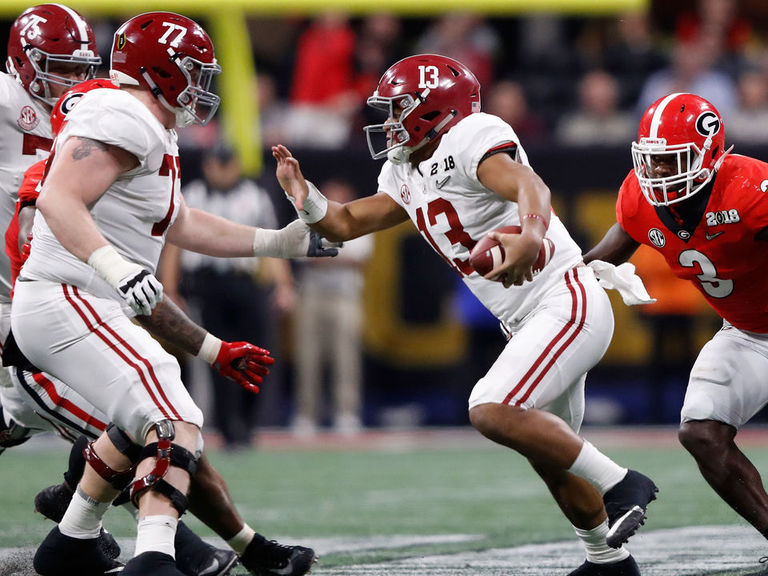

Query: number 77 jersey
[616,153,768,333]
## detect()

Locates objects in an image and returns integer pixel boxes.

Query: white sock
[134,515,178,558]
[574,520,630,564]
[568,440,628,494]
[228,524,257,555]
[58,486,110,539]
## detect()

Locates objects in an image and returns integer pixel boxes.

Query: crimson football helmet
[632,92,729,206]
[6,4,101,106]
[110,11,221,127]
[364,54,481,164]
[50,78,118,136]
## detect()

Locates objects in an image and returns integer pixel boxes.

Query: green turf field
[2,428,768,575]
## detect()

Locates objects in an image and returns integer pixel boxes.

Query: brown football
[469,225,555,278]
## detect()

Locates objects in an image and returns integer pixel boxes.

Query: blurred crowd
[234,0,768,150]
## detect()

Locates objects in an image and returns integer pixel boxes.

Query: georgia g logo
[695,111,721,138]
[59,91,86,117]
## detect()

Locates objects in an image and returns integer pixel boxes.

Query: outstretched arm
[272,144,409,242]
[583,223,640,265]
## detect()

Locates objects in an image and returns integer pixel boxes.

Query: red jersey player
[585,92,768,566]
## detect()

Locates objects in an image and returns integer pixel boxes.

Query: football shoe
[568,555,640,576]
[34,481,121,559]
[239,534,317,576]
[604,469,658,548]
[33,526,124,576]
[175,521,238,576]
[121,551,184,575]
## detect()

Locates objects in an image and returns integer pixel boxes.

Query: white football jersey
[379,113,583,326]
[0,73,53,302]
[22,89,181,307]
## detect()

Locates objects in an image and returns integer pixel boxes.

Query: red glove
[21,233,32,264]
[212,341,274,394]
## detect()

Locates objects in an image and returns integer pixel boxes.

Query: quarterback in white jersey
[12,12,319,576]
[274,54,657,576]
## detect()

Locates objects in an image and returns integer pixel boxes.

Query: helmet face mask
[110,11,221,127]
[632,93,726,207]
[6,4,100,106]
[364,54,481,164]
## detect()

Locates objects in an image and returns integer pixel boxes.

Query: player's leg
[467,267,652,573]
[678,325,768,536]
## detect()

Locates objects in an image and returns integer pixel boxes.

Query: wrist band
[285,180,328,224]
[522,213,549,230]
[87,244,135,289]
[197,332,222,364]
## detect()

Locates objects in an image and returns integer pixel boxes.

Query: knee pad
[129,420,199,515]
[83,423,142,491]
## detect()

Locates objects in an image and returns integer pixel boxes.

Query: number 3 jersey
[377,112,583,327]
[617,154,768,333]
[22,88,181,305]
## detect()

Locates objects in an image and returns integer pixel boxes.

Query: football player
[273,54,657,576]
[10,12,323,576]
[584,92,768,567]
[0,2,99,438]
[2,78,320,576]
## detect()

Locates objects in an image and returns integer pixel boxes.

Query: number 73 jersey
[617,153,768,333]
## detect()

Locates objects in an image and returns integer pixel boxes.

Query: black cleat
[239,534,316,576]
[34,481,73,523]
[33,526,124,576]
[34,481,121,559]
[175,521,238,576]
[122,551,184,575]
[604,469,658,548]
[568,555,640,576]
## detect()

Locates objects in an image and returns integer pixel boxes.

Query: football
[469,225,555,278]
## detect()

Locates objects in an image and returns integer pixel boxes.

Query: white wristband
[285,180,328,224]
[196,332,222,364]
[87,245,137,289]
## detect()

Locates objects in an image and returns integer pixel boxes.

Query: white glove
[587,260,656,306]
[252,219,340,258]
[88,245,163,315]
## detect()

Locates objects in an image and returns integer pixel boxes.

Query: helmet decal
[695,111,721,138]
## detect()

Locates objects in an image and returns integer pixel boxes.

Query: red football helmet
[364,54,481,164]
[110,11,221,127]
[632,92,728,206]
[6,4,101,106]
[50,78,118,136]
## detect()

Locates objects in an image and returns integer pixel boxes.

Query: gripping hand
[116,268,164,316]
[213,341,275,394]
[308,231,341,257]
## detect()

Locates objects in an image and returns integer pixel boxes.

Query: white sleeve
[376,162,403,207]
[58,89,166,173]
[462,114,520,180]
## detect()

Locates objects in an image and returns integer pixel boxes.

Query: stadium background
[1,0,767,429]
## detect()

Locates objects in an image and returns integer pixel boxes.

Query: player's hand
[308,231,341,257]
[264,220,341,258]
[486,230,540,288]
[117,268,164,316]
[20,233,32,264]
[272,144,308,210]
[213,341,275,394]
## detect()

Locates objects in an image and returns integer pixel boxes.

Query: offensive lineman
[3,78,320,576]
[273,54,657,576]
[584,93,768,569]
[11,12,317,576]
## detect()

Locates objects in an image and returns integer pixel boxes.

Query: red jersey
[617,154,768,333]
[5,159,45,289]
